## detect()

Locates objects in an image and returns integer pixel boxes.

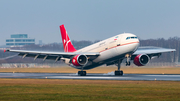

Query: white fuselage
[66,33,139,70]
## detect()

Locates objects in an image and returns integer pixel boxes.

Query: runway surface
[0,72,180,81]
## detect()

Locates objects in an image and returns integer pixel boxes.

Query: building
[39,40,43,45]
[6,34,35,47]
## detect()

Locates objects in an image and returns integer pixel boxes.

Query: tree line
[0,37,179,63]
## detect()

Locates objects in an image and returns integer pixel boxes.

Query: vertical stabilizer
[59,24,77,52]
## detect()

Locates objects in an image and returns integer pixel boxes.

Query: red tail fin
[59,24,77,52]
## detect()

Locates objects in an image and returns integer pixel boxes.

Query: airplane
[4,24,176,76]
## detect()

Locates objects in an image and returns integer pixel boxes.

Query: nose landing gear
[125,54,131,66]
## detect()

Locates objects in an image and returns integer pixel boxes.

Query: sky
[0,0,180,45]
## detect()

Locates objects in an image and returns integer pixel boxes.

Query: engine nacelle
[72,54,88,66]
[133,54,150,66]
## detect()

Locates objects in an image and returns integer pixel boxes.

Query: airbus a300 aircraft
[4,25,176,76]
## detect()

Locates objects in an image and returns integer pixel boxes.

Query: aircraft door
[116,35,126,55]
[116,35,122,47]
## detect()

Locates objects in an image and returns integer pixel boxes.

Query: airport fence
[0,62,179,68]
[0,63,67,68]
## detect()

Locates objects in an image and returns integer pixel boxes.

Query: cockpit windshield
[126,36,138,40]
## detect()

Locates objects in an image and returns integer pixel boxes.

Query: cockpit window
[126,37,130,40]
[126,37,137,40]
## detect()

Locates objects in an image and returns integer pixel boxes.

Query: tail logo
[60,24,77,52]
[64,39,71,52]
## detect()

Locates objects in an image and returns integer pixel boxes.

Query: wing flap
[133,46,176,55]
[6,49,100,61]
[132,46,176,60]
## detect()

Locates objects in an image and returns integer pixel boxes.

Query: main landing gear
[78,71,86,76]
[115,59,123,76]
[78,67,86,76]
[77,59,124,76]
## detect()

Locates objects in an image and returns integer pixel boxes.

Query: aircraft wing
[5,49,100,61]
[132,46,176,59]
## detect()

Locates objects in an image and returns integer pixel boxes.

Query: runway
[0,72,180,81]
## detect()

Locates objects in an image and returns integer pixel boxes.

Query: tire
[78,71,86,76]
[114,70,123,76]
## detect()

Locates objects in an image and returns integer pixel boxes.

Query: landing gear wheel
[126,61,131,66]
[78,71,86,76]
[114,70,123,76]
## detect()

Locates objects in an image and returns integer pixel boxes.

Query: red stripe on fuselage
[99,41,139,53]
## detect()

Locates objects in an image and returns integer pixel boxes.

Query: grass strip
[0,79,180,101]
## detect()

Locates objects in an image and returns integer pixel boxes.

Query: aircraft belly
[82,53,128,70]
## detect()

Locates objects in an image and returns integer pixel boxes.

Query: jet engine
[133,54,150,66]
[72,54,88,66]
